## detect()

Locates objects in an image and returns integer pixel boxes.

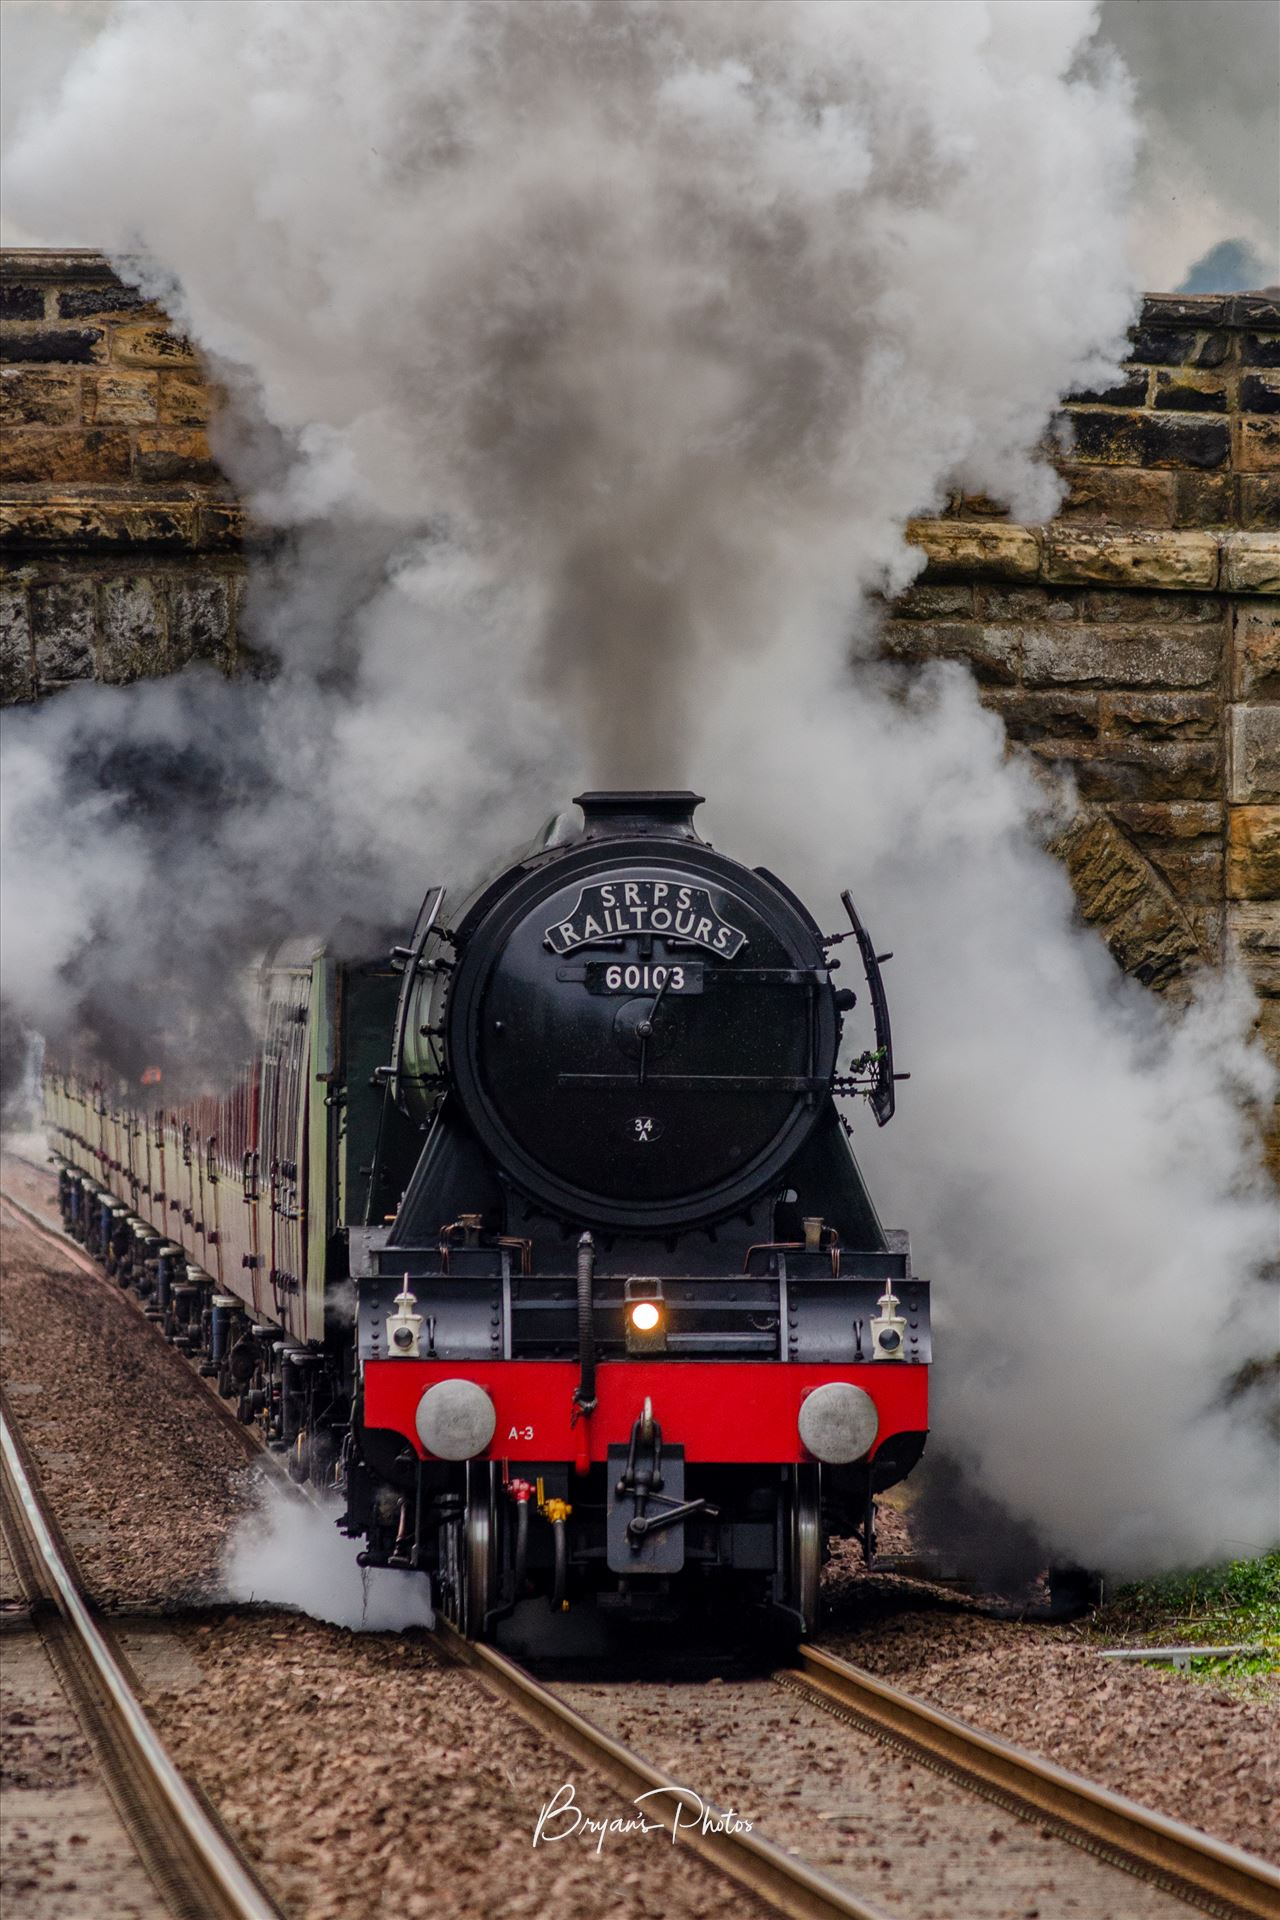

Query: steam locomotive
[44,791,929,1639]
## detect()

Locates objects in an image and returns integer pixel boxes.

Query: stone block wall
[1,251,1277,1126]
[887,523,1278,1060]
[1051,295,1279,533]
[0,251,247,701]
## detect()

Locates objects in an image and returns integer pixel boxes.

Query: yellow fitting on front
[542,1497,572,1524]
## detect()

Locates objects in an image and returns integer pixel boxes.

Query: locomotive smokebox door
[444,789,841,1232]
[607,1445,687,1573]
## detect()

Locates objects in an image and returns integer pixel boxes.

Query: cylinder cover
[416,1379,497,1460]
[797,1382,879,1464]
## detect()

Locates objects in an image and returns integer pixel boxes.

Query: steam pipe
[483,1480,533,1635]
[550,1515,568,1611]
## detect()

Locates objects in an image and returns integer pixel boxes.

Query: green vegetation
[1086,1551,1280,1695]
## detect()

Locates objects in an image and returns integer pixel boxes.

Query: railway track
[4,1168,857,1920]
[0,1395,280,1920]
[5,1163,1279,1920]
[477,1636,1280,1920]
[435,1614,892,1920]
[780,1646,1280,1920]
[1,1171,879,1920]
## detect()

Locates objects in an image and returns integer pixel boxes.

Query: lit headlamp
[624,1280,666,1352]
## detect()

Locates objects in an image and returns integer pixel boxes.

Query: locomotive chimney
[573,791,705,842]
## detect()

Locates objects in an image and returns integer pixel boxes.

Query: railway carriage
[45,791,930,1639]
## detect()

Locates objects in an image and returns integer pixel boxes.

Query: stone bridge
[2,252,1276,1157]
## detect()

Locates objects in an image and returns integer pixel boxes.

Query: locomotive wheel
[464,1462,499,1637]
[787,1464,822,1636]
[441,1464,500,1638]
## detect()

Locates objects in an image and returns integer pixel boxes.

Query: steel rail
[9,1165,1275,1919]
[0,1400,282,1920]
[430,1615,893,1920]
[781,1644,1280,1920]
[4,1174,879,1917]
[4,1173,868,1917]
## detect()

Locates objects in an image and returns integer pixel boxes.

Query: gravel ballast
[0,1167,769,1920]
[3,1149,1274,1917]
[553,1670,1196,1920]
[134,1610,773,1920]
[822,1543,1279,1864]
[1,1468,168,1920]
[0,1174,255,1611]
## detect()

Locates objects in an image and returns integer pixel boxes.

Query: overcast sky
[2,0,1278,288]
[1100,0,1279,288]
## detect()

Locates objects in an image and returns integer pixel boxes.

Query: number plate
[585,961,704,996]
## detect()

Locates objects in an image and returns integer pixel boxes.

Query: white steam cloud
[2,1,1275,1579]
[224,1484,435,1632]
